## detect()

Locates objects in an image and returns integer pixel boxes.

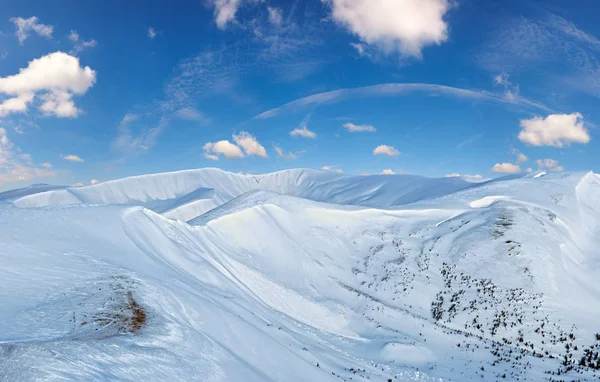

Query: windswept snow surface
[2,169,600,381]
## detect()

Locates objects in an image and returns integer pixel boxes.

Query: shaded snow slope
[2,170,600,381]
[0,183,66,202]
[12,168,473,222]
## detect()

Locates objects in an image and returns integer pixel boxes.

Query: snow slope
[12,168,473,221]
[2,169,600,381]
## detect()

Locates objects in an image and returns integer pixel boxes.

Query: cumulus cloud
[62,154,84,162]
[72,182,84,187]
[233,131,268,158]
[267,7,283,27]
[211,0,244,29]
[68,30,97,55]
[343,122,376,132]
[203,131,266,159]
[381,169,395,175]
[204,140,244,159]
[444,173,461,177]
[536,158,565,172]
[90,179,101,185]
[373,144,400,156]
[148,27,157,39]
[0,51,96,117]
[518,112,590,147]
[324,0,452,58]
[41,162,52,168]
[10,16,53,44]
[491,163,521,173]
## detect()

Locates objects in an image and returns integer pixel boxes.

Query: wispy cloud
[290,113,316,138]
[479,12,600,97]
[0,128,58,188]
[343,122,376,132]
[148,27,157,39]
[273,144,302,159]
[68,30,97,55]
[253,83,551,120]
[10,16,53,44]
[456,133,483,149]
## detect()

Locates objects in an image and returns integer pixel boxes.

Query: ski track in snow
[1,168,600,381]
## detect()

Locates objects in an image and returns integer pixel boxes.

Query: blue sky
[0,0,598,190]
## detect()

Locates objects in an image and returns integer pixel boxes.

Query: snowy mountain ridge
[2,168,600,381]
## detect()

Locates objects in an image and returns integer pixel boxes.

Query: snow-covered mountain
[2,168,600,381]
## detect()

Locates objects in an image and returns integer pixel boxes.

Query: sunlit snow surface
[2,169,600,381]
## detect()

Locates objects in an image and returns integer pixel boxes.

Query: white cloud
[62,154,84,162]
[536,158,565,172]
[445,173,483,180]
[273,145,298,160]
[479,13,600,98]
[321,165,343,173]
[0,128,57,186]
[68,30,97,55]
[204,152,220,161]
[211,0,244,29]
[290,113,317,139]
[90,179,101,185]
[518,112,590,147]
[343,122,376,132]
[232,131,267,158]
[204,140,244,159]
[516,153,528,163]
[536,158,558,169]
[19,153,32,164]
[174,107,211,124]
[253,83,550,120]
[526,168,533,173]
[290,126,317,139]
[10,16,53,44]
[0,51,96,117]
[373,144,400,156]
[72,182,84,187]
[350,42,366,56]
[148,27,157,39]
[267,7,283,27]
[203,133,266,160]
[324,0,452,58]
[381,169,395,175]
[42,162,52,168]
[491,163,521,173]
